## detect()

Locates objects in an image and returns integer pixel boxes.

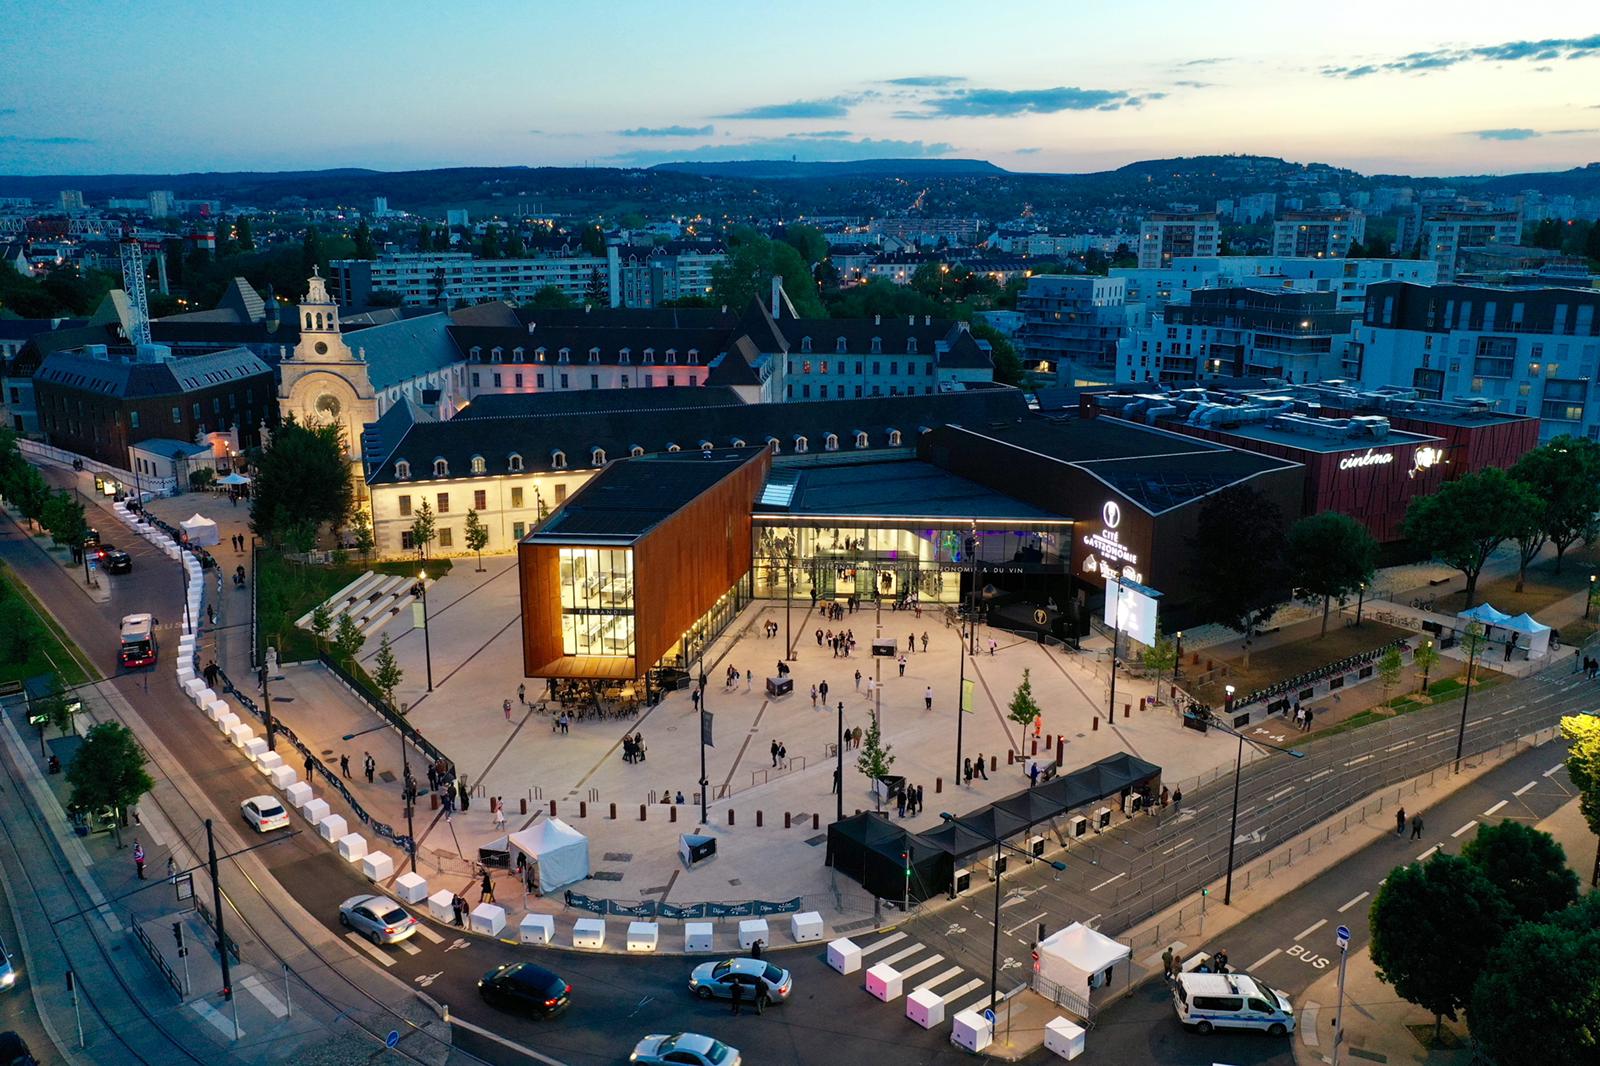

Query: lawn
[256,552,452,664]
[1186,619,1415,706]
[1429,550,1597,620]
[0,563,96,688]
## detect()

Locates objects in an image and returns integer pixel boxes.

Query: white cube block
[337,833,368,862]
[362,852,395,881]
[684,922,714,952]
[184,678,206,700]
[827,937,862,974]
[906,987,945,1029]
[572,918,606,949]
[519,912,554,944]
[207,699,229,721]
[257,751,284,774]
[1044,1016,1086,1060]
[215,711,239,734]
[738,918,769,950]
[427,889,455,922]
[285,781,313,808]
[626,922,659,952]
[470,903,506,936]
[317,813,348,841]
[177,667,195,686]
[192,686,214,709]
[228,723,253,748]
[865,962,903,1002]
[790,911,824,943]
[395,872,428,904]
[301,797,330,825]
[268,765,297,789]
[243,737,268,762]
[951,1010,992,1053]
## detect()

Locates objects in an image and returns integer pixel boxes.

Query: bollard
[812,813,819,830]
[756,810,764,828]
[784,812,791,828]
[936,777,942,794]
[990,755,997,773]
[1092,716,1099,731]
[520,798,527,815]
[728,810,735,826]
[1139,697,1146,712]
[640,804,646,821]
[549,799,557,816]
[580,801,587,818]
[609,802,617,820]
[1008,750,1015,765]
[430,793,439,810]
[1056,737,1065,767]
[1124,704,1131,719]
[670,806,677,823]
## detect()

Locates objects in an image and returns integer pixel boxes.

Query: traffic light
[1200,888,1209,897]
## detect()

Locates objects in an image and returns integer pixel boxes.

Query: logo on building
[1102,501,1121,529]
[1338,448,1395,471]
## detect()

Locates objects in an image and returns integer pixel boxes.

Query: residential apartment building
[1394,209,1523,282]
[1118,288,1356,385]
[1113,256,1439,325]
[1351,281,1600,441]
[1271,209,1366,259]
[1138,212,1220,269]
[1016,275,1138,384]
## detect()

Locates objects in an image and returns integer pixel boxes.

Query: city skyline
[1,1,1597,177]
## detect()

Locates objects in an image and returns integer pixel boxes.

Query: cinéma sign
[1338,448,1394,471]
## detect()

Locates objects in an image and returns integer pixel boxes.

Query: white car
[630,1032,740,1066]
[339,895,418,945]
[240,795,289,832]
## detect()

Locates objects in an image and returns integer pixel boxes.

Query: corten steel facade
[518,448,771,681]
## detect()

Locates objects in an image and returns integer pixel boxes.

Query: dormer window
[835,337,847,353]
[432,458,449,477]
[731,438,746,448]
[591,447,606,466]
[588,347,600,364]
[800,337,812,353]
[535,347,547,363]
[642,348,654,365]
[619,348,631,364]
[888,429,902,446]
[767,437,780,455]
[665,349,677,365]
[870,337,882,354]
[491,347,503,363]
[508,452,524,472]
[394,460,411,480]
[470,346,483,362]
[907,337,918,354]
[699,440,713,454]
[630,445,645,457]
[558,348,570,364]
[824,433,839,452]
[794,435,808,453]
[854,431,868,449]
[551,449,566,470]
[470,455,486,474]
[687,349,699,365]
[512,346,525,361]
[667,442,681,452]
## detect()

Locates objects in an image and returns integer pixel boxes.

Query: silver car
[630,1032,739,1066]
[687,958,791,1004]
[338,895,418,945]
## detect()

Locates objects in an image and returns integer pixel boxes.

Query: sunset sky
[1,0,1596,176]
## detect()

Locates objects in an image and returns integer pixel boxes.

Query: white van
[1173,972,1295,1035]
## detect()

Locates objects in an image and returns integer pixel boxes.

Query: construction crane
[119,237,152,346]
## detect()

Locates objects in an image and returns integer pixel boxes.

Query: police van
[1172,971,1295,1035]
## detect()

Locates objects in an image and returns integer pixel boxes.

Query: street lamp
[698,665,710,826]
[1173,630,1183,680]
[414,569,433,692]
[1587,574,1596,622]
[1107,581,1125,717]
[1223,683,1235,721]
[1454,624,1485,774]
[1420,639,1433,693]
[399,702,417,874]
[939,812,1066,1021]
[1356,582,1366,627]
[1210,710,1305,906]
[835,695,845,824]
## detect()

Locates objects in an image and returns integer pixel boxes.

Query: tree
[584,268,607,305]
[416,223,433,253]
[11,464,50,531]
[579,224,607,258]
[526,285,575,310]
[1412,638,1440,694]
[969,321,1023,387]
[301,226,324,278]
[333,613,364,666]
[1368,853,1514,1040]
[349,508,375,564]
[711,229,826,317]
[1141,629,1177,704]
[1460,820,1580,924]
[478,226,501,260]
[41,489,88,550]
[249,415,352,545]
[1469,892,1600,1066]
[464,509,489,572]
[1530,218,1564,250]
[31,674,77,742]
[234,216,255,252]
[1286,512,1378,636]
[1402,468,1529,607]
[1186,485,1290,669]
[1560,713,1600,887]
[1505,479,1548,593]
[503,230,525,258]
[408,500,436,561]
[1377,646,1403,703]
[1006,669,1042,732]
[1511,436,1600,572]
[311,602,333,649]
[855,712,895,813]
[1587,217,1600,262]
[779,224,828,265]
[66,721,154,829]
[371,633,403,709]
[352,218,376,260]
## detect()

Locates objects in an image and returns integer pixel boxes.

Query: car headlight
[0,972,14,986]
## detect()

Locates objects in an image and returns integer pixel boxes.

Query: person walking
[518,683,526,705]
[989,637,997,656]
[340,753,351,778]
[1171,786,1182,813]
[504,698,513,722]
[832,766,840,794]
[924,685,933,710]
[907,633,916,654]
[865,676,875,701]
[1410,813,1424,839]
[493,797,507,830]
[364,752,375,784]
[810,685,818,709]
[304,753,316,779]
[816,628,824,647]
[771,739,780,767]
[480,869,496,904]
[459,778,472,811]
[1028,761,1040,788]
[916,783,924,814]
[1160,785,1170,809]
[921,631,929,652]
[133,841,146,879]
[897,655,906,677]
[746,669,753,691]
[974,753,988,780]
[634,733,646,762]
[1162,946,1175,981]
[963,758,973,786]
[854,669,862,691]
[819,680,829,704]
[1396,807,1407,836]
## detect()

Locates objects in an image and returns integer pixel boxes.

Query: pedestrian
[635,732,646,761]
[771,739,780,767]
[921,631,929,652]
[975,753,988,780]
[493,797,507,830]
[1213,948,1229,975]
[751,938,764,961]
[989,638,997,656]
[340,753,351,778]
[364,752,375,783]
[730,980,743,1016]
[852,724,862,749]
[820,680,829,703]
[811,685,818,708]
[559,711,570,734]
[916,783,924,814]
[518,683,526,705]
[1396,807,1407,836]
[133,841,146,879]
[924,685,933,710]
[832,766,840,794]
[692,688,701,711]
[504,698,513,722]
[865,676,874,700]
[1160,785,1170,808]
[1302,708,1313,732]
[1162,946,1175,981]
[964,758,973,785]
[452,894,467,926]
[897,787,907,818]
[1029,761,1040,787]
[746,669,753,691]
[1410,813,1424,839]
[459,778,471,810]
[304,753,315,779]
[480,869,495,903]
[854,669,861,691]
[206,602,216,626]
[898,655,906,677]
[778,742,787,764]
[1171,787,1182,812]
[816,628,824,647]
[908,633,916,653]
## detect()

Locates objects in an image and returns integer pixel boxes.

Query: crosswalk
[832,929,1008,1033]
[342,929,426,967]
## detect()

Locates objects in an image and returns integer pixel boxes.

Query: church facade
[276,268,377,464]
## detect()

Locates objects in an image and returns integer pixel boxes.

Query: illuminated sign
[1414,446,1441,469]
[1102,502,1121,529]
[1081,500,1143,585]
[1338,448,1394,471]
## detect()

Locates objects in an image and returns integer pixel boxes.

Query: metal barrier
[318,653,451,771]
[130,918,185,998]
[562,891,804,919]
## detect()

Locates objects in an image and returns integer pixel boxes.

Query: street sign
[386,1030,400,1049]
[701,711,714,748]
[174,873,195,902]
[1336,925,1351,951]
[983,1008,996,1025]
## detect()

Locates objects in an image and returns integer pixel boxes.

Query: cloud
[1469,128,1541,140]
[617,124,714,137]
[1323,33,1600,77]
[1014,147,1043,154]
[1172,79,1213,88]
[1178,57,1229,67]
[717,95,866,120]
[907,85,1159,118]
[610,134,954,166]
[784,129,853,138]
[885,75,966,87]
[0,135,92,145]
[1547,127,1600,134]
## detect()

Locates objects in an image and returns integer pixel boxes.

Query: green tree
[1186,485,1290,669]
[11,464,51,531]
[332,612,364,667]
[1460,820,1580,924]
[503,230,526,258]
[1586,217,1600,262]
[349,508,375,564]
[1530,218,1564,250]
[371,633,403,709]
[711,229,826,317]
[1140,628,1177,704]
[855,712,895,813]
[584,268,608,305]
[234,216,255,252]
[1377,646,1403,703]
[1511,435,1600,572]
[408,500,436,561]
[779,224,829,265]
[31,673,77,740]
[464,509,489,572]
[478,226,501,260]
[526,285,575,310]
[249,415,352,545]
[311,602,333,650]
[1287,512,1378,636]
[352,218,376,260]
[1412,638,1440,694]
[1469,892,1600,1066]
[66,721,155,828]
[301,226,324,278]
[970,321,1022,386]
[1560,713,1600,887]
[416,222,432,253]
[41,489,88,550]
[579,224,607,258]
[1006,669,1042,731]
[1368,853,1514,1040]
[1402,468,1529,606]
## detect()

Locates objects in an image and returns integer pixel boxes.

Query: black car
[478,962,570,1018]
[101,548,132,574]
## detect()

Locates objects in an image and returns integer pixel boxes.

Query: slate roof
[453,386,746,420]
[346,313,458,392]
[35,345,272,400]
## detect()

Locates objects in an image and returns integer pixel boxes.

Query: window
[433,458,449,477]
[511,486,524,507]
[767,437,780,454]
[907,337,918,354]
[508,452,524,472]
[591,447,606,466]
[630,445,645,457]
[438,527,453,548]
[619,348,630,364]
[665,349,677,365]
[870,337,882,354]
[395,461,411,480]
[824,433,839,452]
[551,450,566,469]
[888,429,902,446]
[492,373,502,388]
[554,484,567,502]
[535,348,547,363]
[172,406,182,423]
[560,374,569,389]
[436,493,450,514]
[474,489,487,510]
[470,455,485,474]
[472,372,480,388]
[588,348,599,364]
[514,373,523,388]
[536,373,545,388]
[642,348,654,365]
[687,349,698,365]
[835,337,847,353]
[731,438,746,448]
[491,347,503,363]
[129,410,139,428]
[398,495,413,517]
[800,337,812,353]
[794,435,808,453]
[855,431,868,448]
[890,362,898,376]
[667,443,681,452]
[513,521,526,538]
[556,547,635,658]
[590,374,599,389]
[401,530,414,550]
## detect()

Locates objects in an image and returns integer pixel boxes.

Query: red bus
[118,613,157,668]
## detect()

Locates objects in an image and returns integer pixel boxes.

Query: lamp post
[414,570,433,692]
[835,692,844,824]
[1223,683,1235,722]
[1454,624,1484,774]
[1107,581,1125,717]
[785,541,796,662]
[956,519,977,781]
[697,658,710,827]
[1173,630,1183,680]
[939,812,1066,1021]
[1587,574,1596,622]
[1212,708,1305,906]
[1355,582,1365,627]
[1420,639,1433,693]
[399,703,417,873]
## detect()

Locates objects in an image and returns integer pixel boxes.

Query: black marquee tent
[827,752,1162,904]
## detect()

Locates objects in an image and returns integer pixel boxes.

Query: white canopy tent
[1502,612,1552,660]
[179,513,220,546]
[508,817,590,893]
[217,472,251,486]
[1036,922,1131,993]
[1456,603,1551,661]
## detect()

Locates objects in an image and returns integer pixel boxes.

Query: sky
[0,1,1597,177]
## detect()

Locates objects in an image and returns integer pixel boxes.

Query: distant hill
[647,158,1007,179]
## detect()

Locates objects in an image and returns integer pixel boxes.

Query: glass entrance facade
[558,547,635,657]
